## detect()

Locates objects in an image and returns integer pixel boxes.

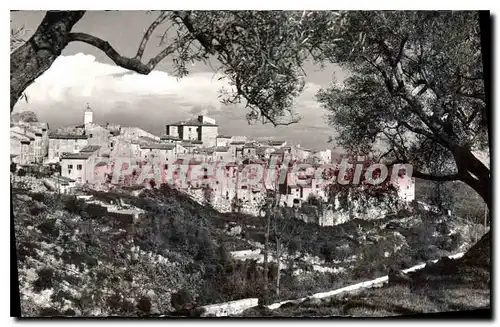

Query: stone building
[165,115,219,147]
[60,146,100,184]
[48,133,89,162]
[10,131,32,165]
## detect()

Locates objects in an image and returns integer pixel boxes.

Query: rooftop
[11,131,32,142]
[169,117,218,127]
[49,133,88,140]
[52,175,76,183]
[140,143,176,150]
[214,146,229,152]
[217,134,232,138]
[160,135,181,140]
[268,140,286,146]
[139,136,159,143]
[60,152,95,160]
[80,145,101,153]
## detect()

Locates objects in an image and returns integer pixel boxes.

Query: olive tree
[316,11,490,210]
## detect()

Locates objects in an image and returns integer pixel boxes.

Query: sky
[11,11,348,150]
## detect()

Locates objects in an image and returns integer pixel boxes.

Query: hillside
[241,239,490,317]
[12,176,487,316]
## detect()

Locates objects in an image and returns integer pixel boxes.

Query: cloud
[13,53,335,150]
[14,53,230,113]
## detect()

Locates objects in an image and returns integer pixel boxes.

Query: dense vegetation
[13,177,484,316]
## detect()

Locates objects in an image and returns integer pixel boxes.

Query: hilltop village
[11,105,415,225]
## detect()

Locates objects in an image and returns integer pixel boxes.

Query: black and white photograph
[10,8,491,318]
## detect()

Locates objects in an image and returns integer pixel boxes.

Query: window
[77,164,83,170]
[189,128,192,132]
[74,145,79,151]
[68,164,73,169]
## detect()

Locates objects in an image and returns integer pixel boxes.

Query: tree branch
[69,32,175,74]
[135,11,169,60]
[412,170,461,182]
[387,159,461,182]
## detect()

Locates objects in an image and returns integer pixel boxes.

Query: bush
[39,308,62,317]
[30,206,45,216]
[170,289,193,311]
[320,241,335,262]
[136,296,152,313]
[17,169,26,176]
[33,267,54,292]
[85,203,108,219]
[37,220,59,238]
[30,193,45,203]
[64,196,84,214]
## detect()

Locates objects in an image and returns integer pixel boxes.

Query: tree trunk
[276,237,281,299]
[454,146,490,210]
[10,11,85,111]
[262,209,270,303]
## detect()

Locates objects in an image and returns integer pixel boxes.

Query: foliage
[323,154,402,212]
[316,11,488,204]
[11,10,342,124]
[10,22,27,52]
[164,11,344,125]
[416,178,486,224]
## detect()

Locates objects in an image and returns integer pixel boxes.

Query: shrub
[39,308,62,317]
[17,241,39,262]
[33,267,54,292]
[170,288,193,311]
[36,220,59,238]
[136,296,152,313]
[30,206,45,216]
[64,196,84,214]
[30,193,45,202]
[17,169,26,177]
[320,241,335,262]
[85,203,108,218]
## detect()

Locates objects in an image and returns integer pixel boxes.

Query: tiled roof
[268,140,286,146]
[230,141,246,145]
[160,135,181,140]
[49,133,88,140]
[139,136,159,143]
[11,131,31,142]
[180,142,196,148]
[140,143,175,150]
[169,118,218,127]
[80,145,101,153]
[217,134,232,138]
[53,175,76,183]
[60,152,94,160]
[214,146,229,152]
